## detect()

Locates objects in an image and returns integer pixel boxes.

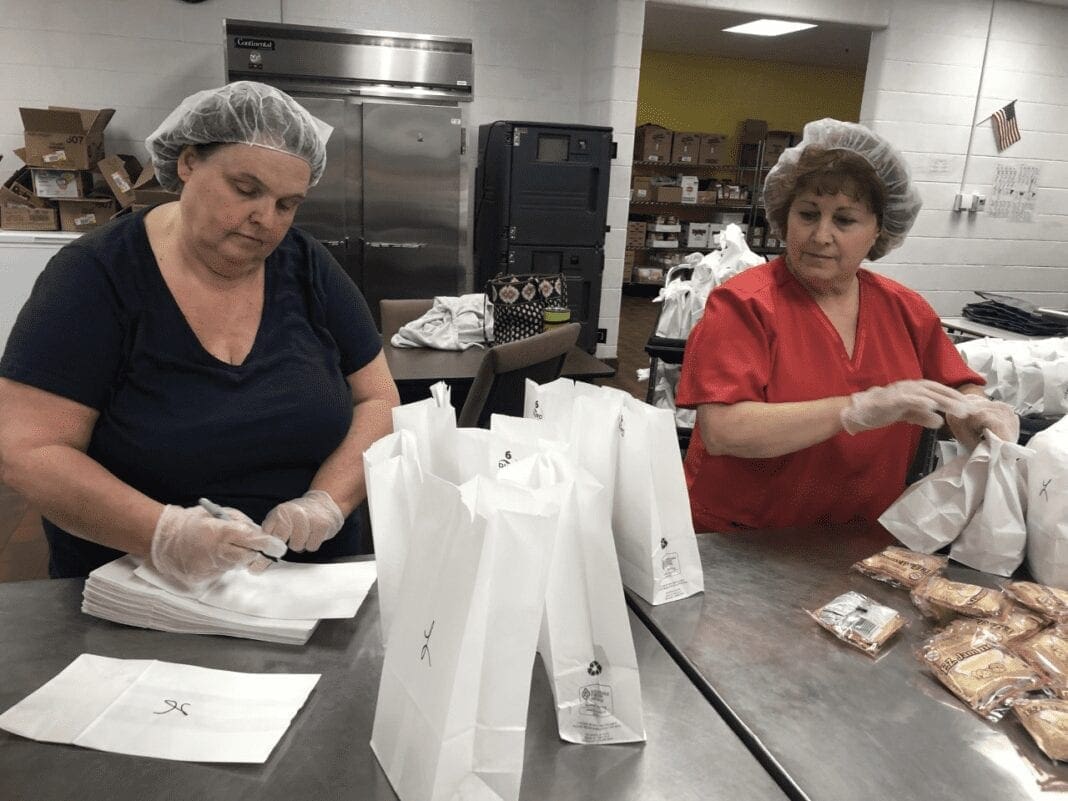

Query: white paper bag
[612,395,704,605]
[490,419,645,744]
[949,434,1035,577]
[522,377,601,442]
[1026,416,1068,588]
[363,429,423,643]
[391,389,456,479]
[369,461,558,801]
[878,447,991,553]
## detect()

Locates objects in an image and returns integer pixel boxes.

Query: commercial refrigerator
[225,19,472,324]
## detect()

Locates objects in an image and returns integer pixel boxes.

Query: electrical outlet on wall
[597,328,607,343]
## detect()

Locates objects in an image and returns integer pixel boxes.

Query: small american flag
[991,100,1021,152]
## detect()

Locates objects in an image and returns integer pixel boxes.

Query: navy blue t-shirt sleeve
[0,244,124,411]
[308,238,382,376]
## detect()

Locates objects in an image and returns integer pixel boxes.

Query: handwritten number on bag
[1041,478,1053,501]
[421,620,435,667]
[154,699,190,716]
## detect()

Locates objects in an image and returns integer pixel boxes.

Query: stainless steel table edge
[626,587,813,801]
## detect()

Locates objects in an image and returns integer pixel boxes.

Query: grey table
[628,524,1068,801]
[384,343,615,389]
[940,316,1048,341]
[0,578,787,801]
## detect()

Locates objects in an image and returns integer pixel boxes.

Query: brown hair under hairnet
[763,118,922,261]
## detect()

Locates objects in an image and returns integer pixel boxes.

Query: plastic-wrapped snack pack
[1004,582,1068,624]
[807,591,906,656]
[911,576,1012,624]
[1013,700,1068,762]
[918,621,1044,721]
[1012,627,1068,692]
[852,546,948,589]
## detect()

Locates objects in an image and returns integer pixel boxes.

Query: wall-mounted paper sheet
[0,654,319,763]
[133,559,378,620]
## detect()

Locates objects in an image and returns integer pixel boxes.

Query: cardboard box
[634,124,673,162]
[19,106,114,170]
[646,236,679,249]
[1,202,58,231]
[698,134,727,165]
[680,176,699,204]
[670,132,701,164]
[738,118,769,144]
[30,168,93,199]
[97,154,143,208]
[764,130,794,165]
[58,197,117,232]
[696,190,718,205]
[683,222,711,248]
[630,176,653,201]
[636,267,664,284]
[648,222,681,233]
[626,220,647,248]
[131,164,179,206]
[655,186,683,203]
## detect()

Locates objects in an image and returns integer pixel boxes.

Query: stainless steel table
[628,524,1068,801]
[384,343,615,388]
[0,578,787,801]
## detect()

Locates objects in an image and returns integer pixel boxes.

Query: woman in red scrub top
[676,119,1018,533]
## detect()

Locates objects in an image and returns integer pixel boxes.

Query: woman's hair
[765,147,886,250]
[762,118,922,261]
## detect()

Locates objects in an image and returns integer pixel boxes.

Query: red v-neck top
[675,257,983,532]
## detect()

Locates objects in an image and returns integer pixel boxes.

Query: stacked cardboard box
[626,220,647,249]
[2,106,178,233]
[634,124,673,162]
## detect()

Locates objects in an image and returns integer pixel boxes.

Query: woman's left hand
[262,490,346,552]
[945,395,1020,450]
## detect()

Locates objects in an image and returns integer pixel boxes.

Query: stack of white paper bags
[82,556,377,645]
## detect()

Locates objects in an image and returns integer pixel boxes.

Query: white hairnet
[763,118,922,261]
[146,81,333,192]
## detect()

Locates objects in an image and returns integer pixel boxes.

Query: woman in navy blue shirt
[0,82,399,583]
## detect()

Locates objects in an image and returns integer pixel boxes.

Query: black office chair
[457,323,581,428]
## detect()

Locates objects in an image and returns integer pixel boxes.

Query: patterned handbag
[484,272,568,345]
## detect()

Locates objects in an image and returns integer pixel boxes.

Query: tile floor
[0,292,664,583]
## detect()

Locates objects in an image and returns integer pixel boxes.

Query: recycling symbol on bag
[587,660,602,676]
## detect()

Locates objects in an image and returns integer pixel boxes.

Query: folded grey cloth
[390,294,493,350]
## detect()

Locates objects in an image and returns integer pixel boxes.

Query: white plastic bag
[362,429,423,643]
[612,395,704,604]
[1026,416,1068,588]
[878,449,990,553]
[369,463,559,801]
[949,433,1034,577]
[490,418,645,744]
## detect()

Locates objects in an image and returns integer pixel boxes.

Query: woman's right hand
[150,504,288,586]
[840,380,972,435]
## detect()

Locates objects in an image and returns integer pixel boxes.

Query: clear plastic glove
[841,379,972,435]
[150,504,288,585]
[946,394,1020,450]
[262,490,345,552]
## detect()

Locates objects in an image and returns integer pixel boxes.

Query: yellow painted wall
[637,50,865,148]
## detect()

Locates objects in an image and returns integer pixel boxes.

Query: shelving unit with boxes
[625,122,789,289]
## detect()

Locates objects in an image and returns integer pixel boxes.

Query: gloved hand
[150,504,288,585]
[840,380,972,435]
[946,394,1020,450]
[262,490,345,552]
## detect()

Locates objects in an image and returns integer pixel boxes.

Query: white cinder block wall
[863,0,1068,314]
[663,0,1068,316]
[2,0,1065,358]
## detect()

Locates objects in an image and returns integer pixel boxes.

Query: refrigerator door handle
[363,241,428,249]
[320,238,350,249]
